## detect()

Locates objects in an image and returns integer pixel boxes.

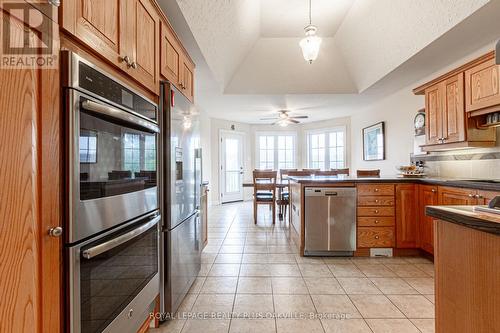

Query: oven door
[68,89,160,243]
[69,212,160,333]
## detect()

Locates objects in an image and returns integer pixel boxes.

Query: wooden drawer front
[357,184,394,196]
[358,227,395,248]
[357,206,395,217]
[358,217,395,227]
[358,196,394,206]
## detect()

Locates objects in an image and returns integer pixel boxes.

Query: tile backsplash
[411,129,500,179]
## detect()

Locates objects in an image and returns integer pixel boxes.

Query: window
[256,133,296,171]
[124,133,141,173]
[79,130,97,163]
[307,127,346,170]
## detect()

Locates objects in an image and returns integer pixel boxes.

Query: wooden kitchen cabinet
[477,190,499,204]
[418,185,438,254]
[395,184,418,248]
[357,227,395,248]
[465,57,500,113]
[62,0,160,93]
[424,73,465,146]
[0,5,62,333]
[438,186,478,205]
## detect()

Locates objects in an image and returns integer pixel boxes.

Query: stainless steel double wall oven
[63,51,160,333]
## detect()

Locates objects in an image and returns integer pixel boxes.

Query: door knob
[48,227,63,237]
[374,235,380,239]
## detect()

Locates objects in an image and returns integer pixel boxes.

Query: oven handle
[82,215,160,259]
[82,100,159,133]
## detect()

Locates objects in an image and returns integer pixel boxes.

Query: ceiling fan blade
[289,119,300,124]
[260,117,279,120]
[289,116,309,119]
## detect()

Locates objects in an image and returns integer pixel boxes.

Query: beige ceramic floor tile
[414,263,435,277]
[404,278,435,294]
[388,295,435,319]
[229,319,276,333]
[321,318,372,333]
[337,278,381,295]
[369,278,419,295]
[181,319,230,333]
[220,245,245,254]
[237,277,272,294]
[240,264,271,277]
[268,253,296,263]
[177,293,198,312]
[241,253,267,264]
[349,295,404,319]
[151,318,185,333]
[328,264,365,278]
[410,319,436,333]
[355,264,397,278]
[272,277,309,294]
[201,253,217,264]
[311,295,362,319]
[233,294,274,315]
[304,277,345,295]
[295,255,325,265]
[366,319,420,333]
[198,264,213,276]
[200,277,238,294]
[276,319,324,333]
[215,253,243,264]
[188,277,206,294]
[192,294,235,313]
[384,264,429,278]
[268,264,301,277]
[299,264,334,277]
[424,294,435,304]
[273,295,316,315]
[208,264,241,277]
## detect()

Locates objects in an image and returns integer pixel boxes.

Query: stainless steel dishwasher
[304,187,357,256]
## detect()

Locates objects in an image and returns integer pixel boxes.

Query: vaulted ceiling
[161,0,500,123]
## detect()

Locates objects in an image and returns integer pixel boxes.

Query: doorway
[219,131,244,203]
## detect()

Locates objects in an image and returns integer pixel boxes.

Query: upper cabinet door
[181,57,194,102]
[123,0,160,93]
[160,21,181,86]
[465,58,500,113]
[442,73,465,144]
[425,84,442,145]
[62,0,127,70]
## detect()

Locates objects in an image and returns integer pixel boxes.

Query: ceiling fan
[260,110,309,127]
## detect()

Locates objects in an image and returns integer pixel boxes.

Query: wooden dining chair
[331,168,350,176]
[252,170,277,224]
[276,169,297,221]
[314,170,339,176]
[357,169,381,177]
[302,168,320,172]
[287,170,317,177]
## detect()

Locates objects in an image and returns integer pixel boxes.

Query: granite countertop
[287,175,500,191]
[426,205,500,235]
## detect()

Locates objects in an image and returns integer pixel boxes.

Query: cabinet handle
[374,220,379,224]
[431,189,437,193]
[48,0,60,6]
[468,194,475,198]
[374,235,380,239]
[375,199,379,203]
[130,61,137,69]
[48,227,63,237]
[475,194,483,199]
[374,210,379,214]
[119,55,132,66]
[374,188,379,192]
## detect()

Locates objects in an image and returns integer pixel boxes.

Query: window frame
[255,131,298,171]
[305,126,347,170]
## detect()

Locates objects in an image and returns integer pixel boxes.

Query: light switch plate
[370,248,393,257]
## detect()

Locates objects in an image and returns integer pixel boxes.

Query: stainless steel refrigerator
[159,82,202,315]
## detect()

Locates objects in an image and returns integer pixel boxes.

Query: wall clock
[414,110,425,136]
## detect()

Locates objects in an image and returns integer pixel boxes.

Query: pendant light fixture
[299,0,322,64]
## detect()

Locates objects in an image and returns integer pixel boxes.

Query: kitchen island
[426,206,500,333]
[288,175,499,257]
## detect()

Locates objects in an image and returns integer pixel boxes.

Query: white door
[220,131,244,203]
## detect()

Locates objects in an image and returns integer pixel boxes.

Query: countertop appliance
[62,51,160,333]
[304,187,357,256]
[159,82,202,315]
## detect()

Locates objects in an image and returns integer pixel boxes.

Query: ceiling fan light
[279,112,288,119]
[278,120,289,127]
[300,25,322,64]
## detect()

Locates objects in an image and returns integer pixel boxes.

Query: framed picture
[363,122,385,161]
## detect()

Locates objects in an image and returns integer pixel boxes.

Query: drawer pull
[374,220,379,224]
[374,188,379,192]
[375,199,379,203]
[374,210,379,214]
[374,235,380,239]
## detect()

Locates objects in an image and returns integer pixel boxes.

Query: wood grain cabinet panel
[357,227,395,248]
[357,184,394,196]
[357,206,395,217]
[425,84,442,145]
[181,56,194,102]
[442,73,465,144]
[160,20,181,86]
[395,184,418,248]
[357,196,394,206]
[465,58,500,113]
[357,217,395,227]
[0,6,61,333]
[438,186,477,205]
[418,185,438,254]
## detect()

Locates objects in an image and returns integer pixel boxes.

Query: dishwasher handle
[324,191,338,196]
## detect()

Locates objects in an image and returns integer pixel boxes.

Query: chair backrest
[302,168,320,172]
[331,168,350,176]
[287,170,316,177]
[314,170,339,176]
[357,169,381,177]
[279,168,298,180]
[253,170,277,192]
